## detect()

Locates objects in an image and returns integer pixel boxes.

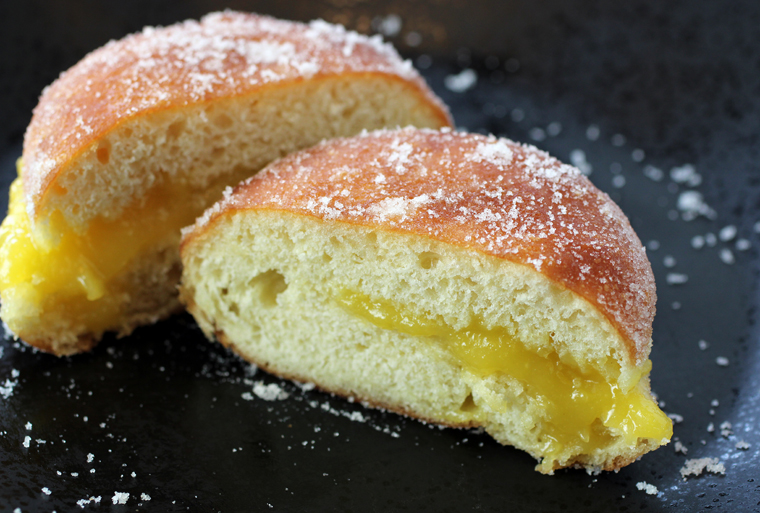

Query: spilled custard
[0,162,201,336]
[337,290,671,468]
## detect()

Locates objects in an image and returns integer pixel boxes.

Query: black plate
[2,1,759,511]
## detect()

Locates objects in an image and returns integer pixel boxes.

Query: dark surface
[1,1,760,511]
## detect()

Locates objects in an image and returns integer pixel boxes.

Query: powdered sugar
[241,381,290,401]
[444,68,477,93]
[366,195,431,223]
[635,481,659,495]
[0,375,18,399]
[204,128,655,357]
[111,492,129,505]
[468,140,514,169]
[680,457,726,478]
[23,11,439,218]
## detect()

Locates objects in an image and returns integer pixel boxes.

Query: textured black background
[1,1,759,511]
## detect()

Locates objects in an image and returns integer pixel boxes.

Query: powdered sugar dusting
[468,139,514,169]
[23,11,439,217]
[366,195,431,223]
[199,128,655,359]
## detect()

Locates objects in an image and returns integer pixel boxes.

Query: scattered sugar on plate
[0,376,18,399]
[716,356,729,367]
[677,191,716,220]
[112,492,129,505]
[736,238,751,251]
[569,149,592,175]
[643,165,664,181]
[691,235,705,249]
[444,68,477,93]
[698,340,709,350]
[252,382,290,401]
[631,148,645,162]
[680,457,726,478]
[674,441,688,454]
[77,496,102,508]
[141,493,151,501]
[735,441,750,450]
[719,248,735,265]
[718,225,737,241]
[296,381,316,392]
[636,481,659,495]
[666,273,688,285]
[41,487,51,496]
[670,164,702,187]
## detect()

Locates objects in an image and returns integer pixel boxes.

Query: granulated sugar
[680,457,726,479]
[636,481,659,495]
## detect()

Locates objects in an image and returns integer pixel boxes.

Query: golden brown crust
[22,11,451,220]
[183,128,656,364]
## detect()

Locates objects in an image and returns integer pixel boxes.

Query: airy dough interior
[0,75,446,354]
[180,210,672,473]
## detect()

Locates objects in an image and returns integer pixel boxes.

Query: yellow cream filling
[337,291,671,464]
[0,161,201,334]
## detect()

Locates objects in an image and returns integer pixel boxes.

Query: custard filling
[0,162,203,334]
[337,291,671,464]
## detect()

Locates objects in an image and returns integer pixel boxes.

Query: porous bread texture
[23,11,451,227]
[35,75,444,231]
[180,210,662,473]
[1,11,453,356]
[5,74,447,356]
[193,128,656,367]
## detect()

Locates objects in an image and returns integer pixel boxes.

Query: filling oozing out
[337,290,672,466]
[0,162,203,334]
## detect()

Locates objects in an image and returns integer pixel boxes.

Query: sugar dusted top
[22,11,449,217]
[187,128,656,362]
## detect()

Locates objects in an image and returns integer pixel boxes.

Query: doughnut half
[0,12,451,355]
[179,128,671,473]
